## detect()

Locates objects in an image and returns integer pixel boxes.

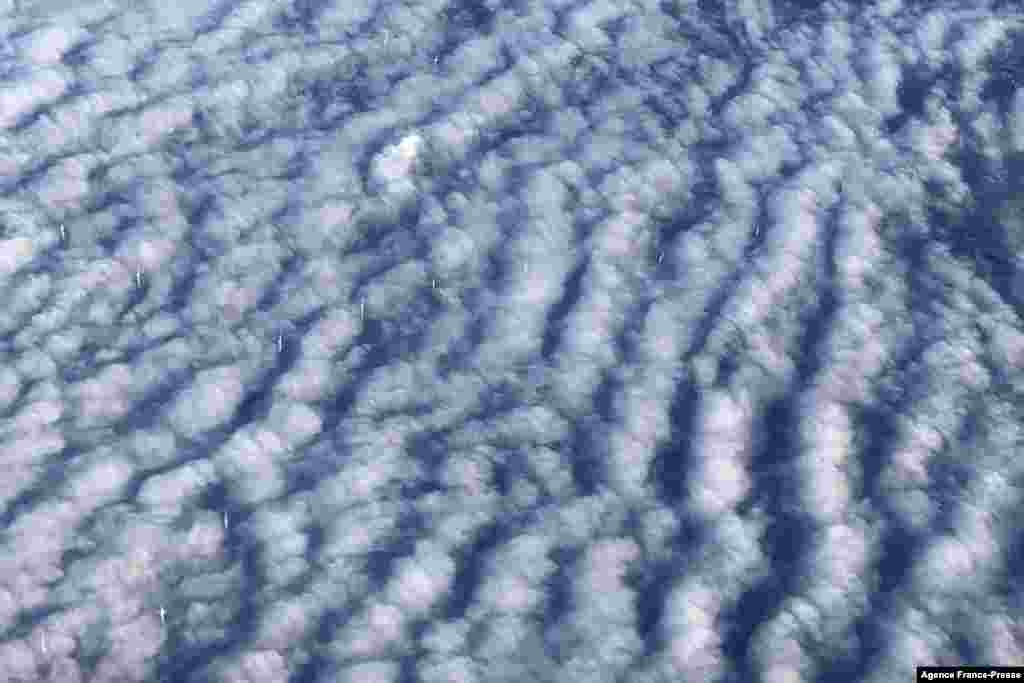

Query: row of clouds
[1,0,1023,681]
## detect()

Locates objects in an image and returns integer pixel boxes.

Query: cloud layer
[1,0,1023,681]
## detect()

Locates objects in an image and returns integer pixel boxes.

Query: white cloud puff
[167,365,246,439]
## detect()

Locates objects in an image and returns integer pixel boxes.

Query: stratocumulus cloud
[1,1,1023,682]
